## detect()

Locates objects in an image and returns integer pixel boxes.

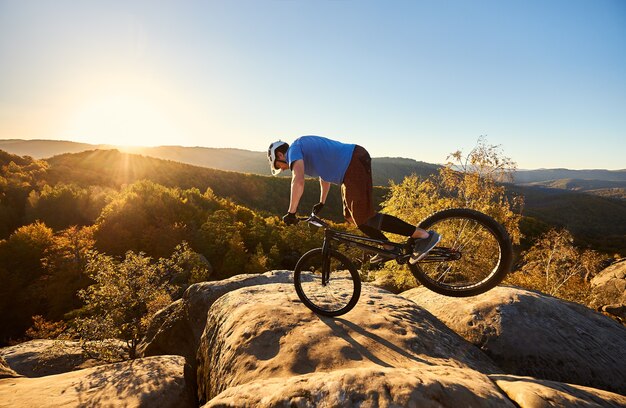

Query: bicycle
[293,208,513,317]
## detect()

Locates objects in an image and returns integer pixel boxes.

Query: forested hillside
[3,138,625,188]
[0,139,441,186]
[0,149,357,345]
[0,139,112,158]
[1,148,624,346]
[43,149,386,222]
[44,149,626,254]
[507,184,626,254]
[513,168,626,183]
[520,179,626,201]
[4,148,625,253]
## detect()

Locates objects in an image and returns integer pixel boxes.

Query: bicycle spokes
[294,248,360,316]
[416,216,502,289]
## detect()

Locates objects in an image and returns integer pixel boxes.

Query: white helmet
[268,140,288,176]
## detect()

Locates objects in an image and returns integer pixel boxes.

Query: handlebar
[297,213,330,228]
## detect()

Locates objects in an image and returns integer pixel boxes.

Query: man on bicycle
[268,135,440,263]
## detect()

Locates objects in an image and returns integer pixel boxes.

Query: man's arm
[288,159,305,213]
[319,178,330,204]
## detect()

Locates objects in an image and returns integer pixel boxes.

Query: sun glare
[64,93,184,147]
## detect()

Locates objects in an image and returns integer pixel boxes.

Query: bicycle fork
[321,229,333,285]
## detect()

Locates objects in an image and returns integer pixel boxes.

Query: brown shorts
[341,145,376,226]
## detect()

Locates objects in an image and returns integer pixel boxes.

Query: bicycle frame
[304,215,459,283]
[294,208,512,316]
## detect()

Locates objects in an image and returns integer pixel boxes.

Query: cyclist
[268,135,440,263]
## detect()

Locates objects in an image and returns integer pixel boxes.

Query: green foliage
[439,140,523,244]
[41,226,96,319]
[518,216,552,250]
[246,243,269,274]
[94,181,219,258]
[43,148,387,223]
[0,152,48,237]
[0,145,622,346]
[4,147,624,255]
[507,183,626,255]
[377,138,523,289]
[25,315,68,340]
[159,241,213,289]
[506,228,605,304]
[196,201,325,278]
[74,242,215,358]
[75,250,173,358]
[381,141,523,245]
[0,222,55,343]
[26,184,112,230]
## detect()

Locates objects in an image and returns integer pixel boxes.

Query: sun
[64,93,184,147]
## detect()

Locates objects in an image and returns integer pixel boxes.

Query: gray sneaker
[410,231,441,264]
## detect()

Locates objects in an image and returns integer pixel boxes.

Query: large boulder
[196,283,501,404]
[0,357,20,379]
[490,374,626,408]
[138,270,292,364]
[0,355,196,408]
[402,286,626,395]
[205,365,516,407]
[589,258,626,322]
[0,339,110,377]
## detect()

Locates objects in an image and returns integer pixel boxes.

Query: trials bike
[293,208,513,317]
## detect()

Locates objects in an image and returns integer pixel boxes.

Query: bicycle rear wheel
[409,208,513,297]
[294,248,361,317]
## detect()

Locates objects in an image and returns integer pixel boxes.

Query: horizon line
[0,137,624,173]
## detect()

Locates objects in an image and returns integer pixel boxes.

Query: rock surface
[5,274,626,407]
[0,339,108,377]
[139,270,293,364]
[589,259,626,321]
[0,357,20,379]
[205,365,516,408]
[0,355,196,408]
[491,374,626,408]
[402,285,626,395]
[196,283,501,403]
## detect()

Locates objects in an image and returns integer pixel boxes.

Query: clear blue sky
[1,0,625,169]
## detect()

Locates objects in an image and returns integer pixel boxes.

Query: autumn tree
[26,183,111,231]
[75,250,173,359]
[197,203,313,277]
[25,315,68,340]
[0,152,48,238]
[94,181,219,258]
[245,243,269,274]
[377,138,523,292]
[74,242,212,359]
[507,228,605,303]
[0,223,98,344]
[383,137,523,243]
[0,222,54,344]
[41,225,97,319]
[159,241,212,298]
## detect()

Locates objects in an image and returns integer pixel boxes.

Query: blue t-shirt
[286,136,356,184]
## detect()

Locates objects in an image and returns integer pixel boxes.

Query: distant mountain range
[0,139,113,159]
[513,169,626,183]
[518,179,626,201]
[0,139,440,186]
[1,139,625,193]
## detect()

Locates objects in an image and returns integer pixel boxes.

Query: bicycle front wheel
[294,248,361,317]
[409,208,513,297]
